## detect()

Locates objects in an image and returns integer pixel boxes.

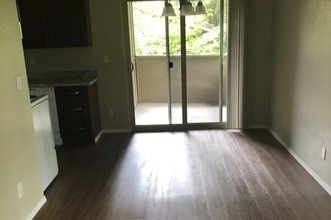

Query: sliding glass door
[129,1,179,125]
[128,0,228,128]
[185,0,226,123]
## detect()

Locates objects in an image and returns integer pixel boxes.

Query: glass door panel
[132,1,170,125]
[131,1,183,126]
[185,0,226,123]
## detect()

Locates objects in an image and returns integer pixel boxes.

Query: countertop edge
[27,70,98,87]
[31,95,48,108]
[28,78,98,88]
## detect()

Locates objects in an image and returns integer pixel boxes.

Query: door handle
[169,62,174,68]
[129,61,135,72]
[68,92,80,95]
[72,127,85,131]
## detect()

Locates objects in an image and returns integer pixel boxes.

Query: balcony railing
[135,55,228,105]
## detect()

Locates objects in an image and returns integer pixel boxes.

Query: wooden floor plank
[34,130,331,220]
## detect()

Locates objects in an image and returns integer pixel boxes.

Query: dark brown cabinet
[55,82,101,145]
[17,0,92,48]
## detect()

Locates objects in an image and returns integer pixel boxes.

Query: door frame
[165,17,173,124]
[121,0,245,131]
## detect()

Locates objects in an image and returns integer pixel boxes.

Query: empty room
[1,0,330,219]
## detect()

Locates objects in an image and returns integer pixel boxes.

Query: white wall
[0,0,44,219]
[270,0,331,186]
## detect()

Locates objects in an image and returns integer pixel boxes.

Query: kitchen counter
[30,94,48,107]
[28,70,98,87]
[28,70,101,146]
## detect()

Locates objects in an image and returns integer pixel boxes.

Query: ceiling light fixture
[180,0,195,16]
[195,0,207,15]
[162,0,207,17]
[161,1,177,17]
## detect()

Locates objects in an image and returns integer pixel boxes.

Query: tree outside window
[133,0,228,56]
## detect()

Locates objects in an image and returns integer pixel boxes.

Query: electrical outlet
[108,108,113,117]
[321,147,327,160]
[17,182,24,199]
[16,76,22,91]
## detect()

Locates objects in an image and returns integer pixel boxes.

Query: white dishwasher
[29,87,63,145]
[31,95,59,190]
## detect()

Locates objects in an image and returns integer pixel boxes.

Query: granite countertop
[30,95,48,107]
[28,70,98,87]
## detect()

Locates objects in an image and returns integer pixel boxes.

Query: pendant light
[180,0,195,16]
[161,1,176,17]
[161,0,207,17]
[195,1,207,15]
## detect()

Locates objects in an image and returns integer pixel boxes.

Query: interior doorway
[127,0,229,128]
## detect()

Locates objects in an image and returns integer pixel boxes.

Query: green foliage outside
[132,0,228,56]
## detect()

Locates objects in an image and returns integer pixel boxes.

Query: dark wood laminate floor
[35,129,331,220]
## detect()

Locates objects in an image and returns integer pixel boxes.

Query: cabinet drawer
[55,86,87,101]
[60,118,91,135]
[61,105,88,118]
[55,86,89,117]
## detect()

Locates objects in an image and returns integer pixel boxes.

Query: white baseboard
[287,148,331,195]
[269,129,288,149]
[26,196,47,220]
[269,129,331,195]
[94,131,102,143]
[101,129,131,134]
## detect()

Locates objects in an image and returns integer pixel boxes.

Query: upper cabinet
[17,0,92,49]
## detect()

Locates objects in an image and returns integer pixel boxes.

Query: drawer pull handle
[69,92,80,95]
[72,127,85,131]
[71,108,82,111]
